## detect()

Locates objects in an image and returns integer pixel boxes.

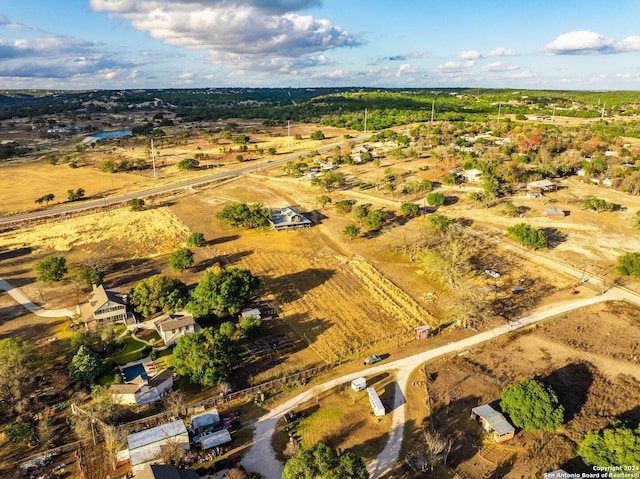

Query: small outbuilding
[414,325,431,340]
[198,429,232,451]
[190,408,221,435]
[351,377,367,392]
[470,404,515,443]
[542,208,565,218]
[527,179,557,193]
[367,387,385,417]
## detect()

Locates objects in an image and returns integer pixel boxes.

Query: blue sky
[1,0,640,90]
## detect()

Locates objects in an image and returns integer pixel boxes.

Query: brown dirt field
[402,300,640,479]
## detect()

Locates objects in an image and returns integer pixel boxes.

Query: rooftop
[471,404,515,436]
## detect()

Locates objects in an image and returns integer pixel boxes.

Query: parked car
[364,355,382,365]
[511,286,526,292]
[284,410,300,423]
[484,269,501,278]
[208,459,232,473]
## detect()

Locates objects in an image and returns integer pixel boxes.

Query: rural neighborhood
[0,86,640,479]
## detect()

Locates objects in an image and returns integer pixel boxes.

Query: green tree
[67,188,85,201]
[169,328,235,386]
[616,252,640,278]
[35,193,55,206]
[310,171,343,192]
[578,420,640,467]
[365,209,385,230]
[219,321,236,338]
[187,268,260,318]
[282,443,369,479]
[168,248,195,273]
[310,130,325,140]
[187,232,206,247]
[33,255,67,283]
[335,200,354,214]
[268,147,277,155]
[128,274,188,318]
[234,134,250,145]
[500,379,564,432]
[353,204,370,224]
[428,214,453,231]
[178,157,199,170]
[129,198,145,211]
[283,160,308,177]
[400,202,420,218]
[69,345,104,384]
[216,202,271,229]
[582,197,614,213]
[239,314,262,338]
[506,223,548,250]
[502,201,518,217]
[342,224,361,240]
[74,267,104,291]
[427,192,446,207]
[316,195,332,209]
[442,172,462,185]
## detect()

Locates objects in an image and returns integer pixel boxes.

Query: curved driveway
[0,278,74,318]
[243,289,626,478]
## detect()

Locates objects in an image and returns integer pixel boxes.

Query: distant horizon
[2,1,640,90]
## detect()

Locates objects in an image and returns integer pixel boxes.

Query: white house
[154,312,200,347]
[124,420,190,474]
[351,377,367,392]
[111,369,173,407]
[463,168,483,183]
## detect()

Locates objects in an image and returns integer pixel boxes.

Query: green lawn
[106,332,149,365]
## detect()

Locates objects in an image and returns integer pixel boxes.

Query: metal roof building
[470,404,515,443]
[126,420,189,474]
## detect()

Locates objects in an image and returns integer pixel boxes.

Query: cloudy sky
[2,0,640,90]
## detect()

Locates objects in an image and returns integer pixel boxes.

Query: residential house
[527,179,557,193]
[79,284,129,330]
[270,207,312,231]
[134,464,198,479]
[111,369,173,407]
[154,312,200,347]
[470,404,515,443]
[463,168,483,183]
[123,420,190,474]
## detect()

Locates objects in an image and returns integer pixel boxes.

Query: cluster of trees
[101,157,145,173]
[216,202,271,229]
[578,420,640,467]
[33,255,67,283]
[282,160,308,177]
[35,193,55,206]
[500,379,565,435]
[127,274,189,317]
[282,443,368,479]
[178,157,199,171]
[309,130,325,140]
[582,197,614,212]
[67,187,85,202]
[310,171,344,192]
[616,252,640,278]
[506,223,548,250]
[170,328,235,386]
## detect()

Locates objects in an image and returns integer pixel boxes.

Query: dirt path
[0,278,74,318]
[243,290,623,478]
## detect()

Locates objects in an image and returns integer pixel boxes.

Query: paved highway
[0,136,363,226]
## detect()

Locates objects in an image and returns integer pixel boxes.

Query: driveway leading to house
[0,278,75,318]
[243,289,627,479]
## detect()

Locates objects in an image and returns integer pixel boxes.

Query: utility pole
[151,138,157,178]
[601,102,606,119]
[363,108,368,134]
[497,102,502,122]
[287,120,291,152]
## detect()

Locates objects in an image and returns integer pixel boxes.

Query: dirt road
[243,290,624,478]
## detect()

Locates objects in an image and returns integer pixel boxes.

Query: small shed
[367,387,385,417]
[199,429,232,451]
[527,179,556,192]
[414,325,431,340]
[470,404,515,443]
[190,408,221,434]
[351,377,367,392]
[542,208,565,218]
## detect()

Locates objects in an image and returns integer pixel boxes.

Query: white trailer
[367,387,385,417]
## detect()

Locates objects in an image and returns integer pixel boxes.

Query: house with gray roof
[470,404,515,443]
[111,369,173,407]
[270,207,312,231]
[79,283,129,329]
[154,311,200,347]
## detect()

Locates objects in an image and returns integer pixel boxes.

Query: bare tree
[409,429,453,471]
[283,437,300,459]
[164,390,186,418]
[227,468,248,479]
[219,381,233,396]
[102,423,125,470]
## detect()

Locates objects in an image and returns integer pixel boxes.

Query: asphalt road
[0,136,364,226]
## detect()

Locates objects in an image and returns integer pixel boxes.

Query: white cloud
[544,30,640,55]
[433,60,475,72]
[395,63,419,77]
[482,61,520,72]
[456,50,482,60]
[90,0,360,73]
[486,47,516,57]
[504,70,534,79]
